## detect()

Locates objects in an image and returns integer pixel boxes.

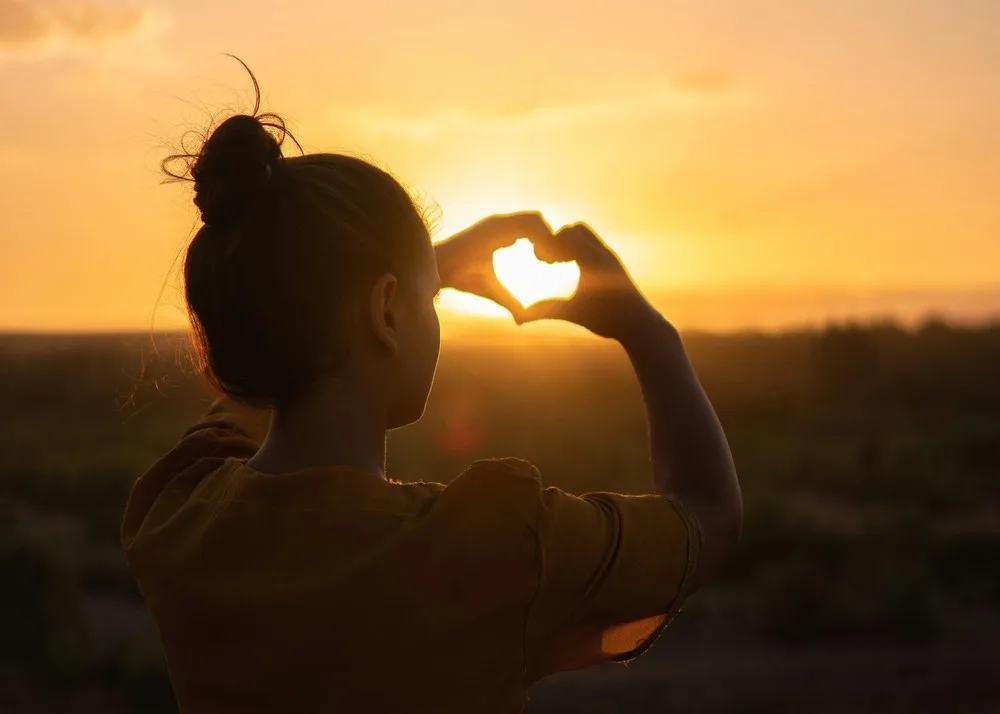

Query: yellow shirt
[121,398,702,714]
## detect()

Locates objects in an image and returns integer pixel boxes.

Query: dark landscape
[1,322,998,713]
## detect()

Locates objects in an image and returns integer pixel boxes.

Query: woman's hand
[518,222,657,342]
[434,212,554,319]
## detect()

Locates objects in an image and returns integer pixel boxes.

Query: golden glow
[1,0,999,331]
[437,237,580,319]
[435,291,509,318]
[494,239,579,308]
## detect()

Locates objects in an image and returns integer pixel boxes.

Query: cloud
[0,0,159,57]
[0,1,44,45]
[333,76,742,142]
[671,70,733,94]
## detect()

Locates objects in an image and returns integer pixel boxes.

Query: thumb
[490,283,527,322]
[517,298,570,325]
[479,273,526,321]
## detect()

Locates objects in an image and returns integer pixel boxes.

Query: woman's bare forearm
[619,309,743,587]
[508,220,741,585]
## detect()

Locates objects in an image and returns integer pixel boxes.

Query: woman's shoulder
[446,457,543,496]
[184,395,270,446]
[459,457,542,483]
[424,457,545,526]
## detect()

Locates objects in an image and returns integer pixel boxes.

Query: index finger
[532,223,604,265]
[483,211,554,248]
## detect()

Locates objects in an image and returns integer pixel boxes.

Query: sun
[492,238,579,307]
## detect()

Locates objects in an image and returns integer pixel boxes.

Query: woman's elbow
[686,478,743,589]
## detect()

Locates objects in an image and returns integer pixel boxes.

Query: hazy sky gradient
[1,0,998,330]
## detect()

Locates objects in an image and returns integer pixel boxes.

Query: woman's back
[123,400,699,713]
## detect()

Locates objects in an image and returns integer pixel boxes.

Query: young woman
[122,74,742,714]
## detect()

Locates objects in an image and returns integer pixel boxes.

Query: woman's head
[165,72,440,427]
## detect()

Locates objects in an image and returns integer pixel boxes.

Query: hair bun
[191,114,282,227]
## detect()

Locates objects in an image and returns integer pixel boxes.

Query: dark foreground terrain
[1,321,998,712]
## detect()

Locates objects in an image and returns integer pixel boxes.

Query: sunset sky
[1,0,998,332]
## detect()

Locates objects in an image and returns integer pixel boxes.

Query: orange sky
[0,0,998,331]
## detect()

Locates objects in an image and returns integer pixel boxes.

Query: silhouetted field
[1,322,998,712]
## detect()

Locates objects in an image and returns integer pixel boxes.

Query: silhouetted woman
[122,69,742,714]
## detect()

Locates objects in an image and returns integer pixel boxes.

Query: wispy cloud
[0,0,167,60]
[332,74,742,142]
[671,70,733,95]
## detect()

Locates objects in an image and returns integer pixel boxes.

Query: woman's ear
[368,273,400,354]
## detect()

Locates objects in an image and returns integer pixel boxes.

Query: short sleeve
[121,397,269,551]
[524,486,702,682]
[185,396,271,447]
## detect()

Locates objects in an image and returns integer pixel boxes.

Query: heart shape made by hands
[493,238,580,307]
